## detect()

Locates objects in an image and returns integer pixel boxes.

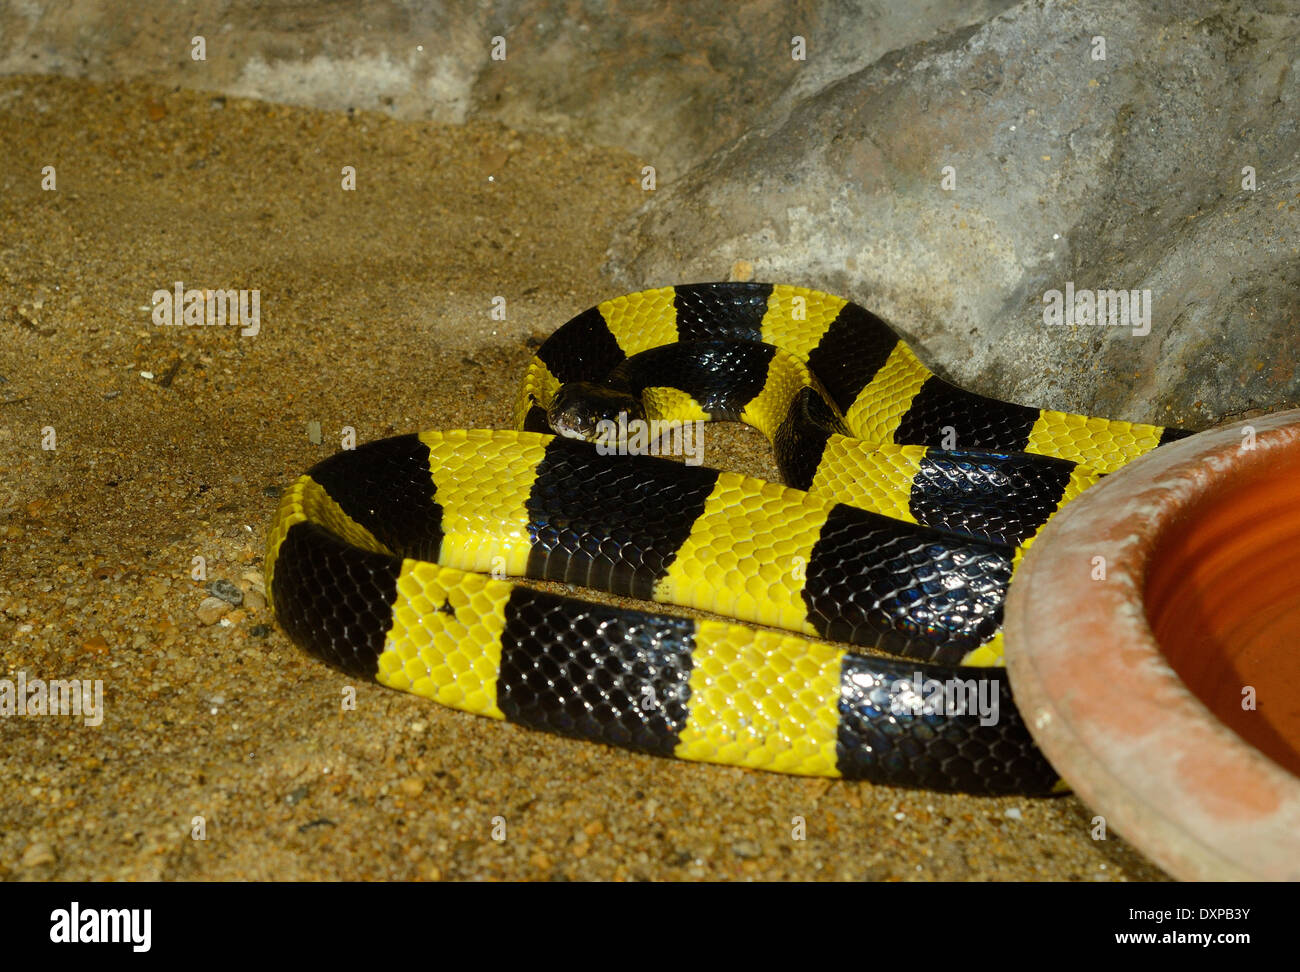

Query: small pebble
[206,578,243,606]
[731,839,760,859]
[22,842,56,867]
[242,590,266,611]
[248,624,270,638]
[729,259,755,282]
[1005,808,1023,820]
[239,569,265,588]
[196,596,228,624]
[399,777,425,797]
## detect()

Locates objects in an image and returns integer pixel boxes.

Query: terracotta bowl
[1004,408,1300,881]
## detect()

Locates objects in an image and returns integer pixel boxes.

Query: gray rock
[604,0,1300,427]
[205,579,244,606]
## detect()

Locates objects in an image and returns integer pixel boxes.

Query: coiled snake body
[266,283,1189,795]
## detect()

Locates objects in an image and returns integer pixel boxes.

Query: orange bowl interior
[1145,446,1300,778]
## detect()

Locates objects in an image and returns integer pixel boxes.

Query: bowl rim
[1005,407,1300,882]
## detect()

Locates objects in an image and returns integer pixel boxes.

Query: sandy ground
[0,75,1167,881]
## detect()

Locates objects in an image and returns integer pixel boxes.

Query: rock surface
[604,0,1300,427]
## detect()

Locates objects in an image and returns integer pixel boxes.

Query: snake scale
[266,283,1190,795]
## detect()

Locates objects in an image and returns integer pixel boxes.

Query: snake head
[547,382,646,443]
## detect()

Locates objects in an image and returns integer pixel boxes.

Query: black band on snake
[266,283,1191,795]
